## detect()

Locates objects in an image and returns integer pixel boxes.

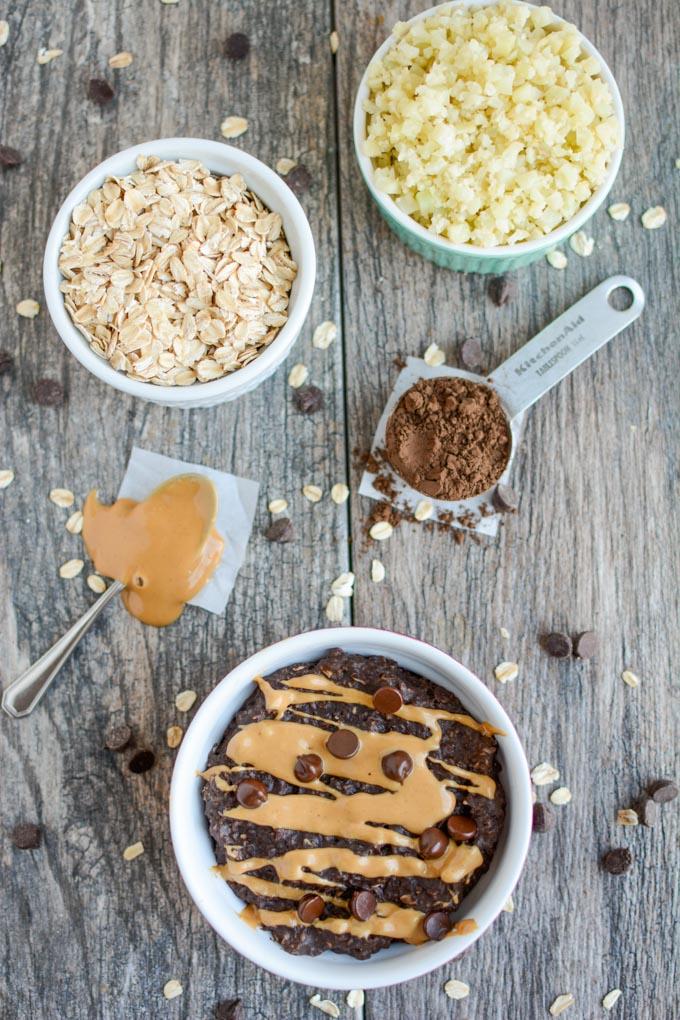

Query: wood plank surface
[0,0,678,1018]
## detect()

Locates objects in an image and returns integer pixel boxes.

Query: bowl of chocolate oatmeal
[43,138,316,408]
[170,628,532,989]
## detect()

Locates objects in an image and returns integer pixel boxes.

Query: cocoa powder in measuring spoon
[384,377,511,501]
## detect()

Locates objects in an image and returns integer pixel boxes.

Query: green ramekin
[353,1,625,275]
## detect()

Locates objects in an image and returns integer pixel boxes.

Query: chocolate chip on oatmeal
[573,630,598,659]
[286,163,312,195]
[446,814,478,841]
[294,384,324,414]
[236,778,268,808]
[543,632,573,658]
[419,826,448,859]
[349,889,377,921]
[88,78,115,104]
[214,999,243,1020]
[532,803,556,833]
[32,378,64,406]
[382,750,413,784]
[104,723,132,752]
[294,753,323,784]
[423,909,452,940]
[10,822,42,849]
[601,847,633,875]
[492,483,518,513]
[264,517,294,543]
[326,729,359,759]
[635,794,658,827]
[0,350,14,376]
[488,275,515,307]
[128,749,155,774]
[647,778,678,804]
[0,144,22,168]
[297,892,325,923]
[224,32,250,60]
[373,685,403,714]
[460,337,483,371]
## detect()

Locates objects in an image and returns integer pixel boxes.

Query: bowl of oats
[354,1,624,273]
[44,138,316,407]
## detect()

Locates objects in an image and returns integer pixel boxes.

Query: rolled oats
[602,989,622,1010]
[608,202,630,221]
[268,498,288,514]
[0,21,9,46]
[49,487,75,508]
[641,206,667,229]
[549,994,575,1016]
[59,559,84,579]
[503,895,514,912]
[414,500,433,521]
[276,157,297,176]
[546,249,568,270]
[369,521,393,541]
[331,571,355,597]
[302,484,322,503]
[163,979,183,1000]
[330,483,349,504]
[444,979,469,1000]
[87,574,107,594]
[569,231,594,257]
[220,116,248,139]
[0,469,14,489]
[37,48,63,64]
[617,808,639,826]
[370,558,385,582]
[16,299,40,318]
[109,51,134,68]
[346,989,364,1008]
[288,364,308,388]
[550,786,572,805]
[325,595,344,623]
[494,661,518,683]
[167,725,183,749]
[531,762,560,786]
[175,689,197,712]
[423,342,445,367]
[312,321,337,349]
[621,669,640,688]
[329,30,339,54]
[65,510,84,534]
[123,841,144,861]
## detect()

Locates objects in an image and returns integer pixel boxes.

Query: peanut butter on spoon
[82,474,224,627]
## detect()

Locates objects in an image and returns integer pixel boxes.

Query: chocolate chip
[0,350,14,376]
[88,78,115,104]
[236,777,268,808]
[460,337,483,371]
[423,909,451,940]
[214,999,243,1020]
[647,778,678,804]
[326,728,359,759]
[419,826,448,860]
[373,686,403,714]
[635,794,658,827]
[349,889,377,921]
[574,630,598,659]
[224,32,250,60]
[297,892,324,923]
[601,847,633,875]
[532,803,556,833]
[286,163,312,196]
[104,723,132,752]
[382,750,413,784]
[488,274,515,307]
[294,753,323,784]
[32,378,64,407]
[543,632,573,658]
[10,822,42,849]
[492,483,518,513]
[128,749,155,774]
[446,814,478,842]
[264,517,294,543]
[294,384,324,414]
[0,144,22,168]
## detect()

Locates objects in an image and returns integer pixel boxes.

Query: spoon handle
[2,580,125,719]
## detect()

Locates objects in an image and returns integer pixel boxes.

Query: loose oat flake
[549,994,575,1016]
[617,808,639,826]
[59,559,84,579]
[288,364,308,388]
[49,487,75,508]
[444,979,470,1000]
[414,499,433,522]
[531,762,560,786]
[494,661,518,684]
[423,342,445,367]
[16,299,40,318]
[167,725,183,749]
[325,595,344,622]
[302,484,322,503]
[312,321,337,349]
[346,990,364,1008]
[500,626,510,639]
[331,572,355,597]
[220,116,248,139]
[369,521,393,541]
[503,895,514,913]
[329,30,339,54]
[550,786,572,805]
[621,669,640,688]
[87,574,107,594]
[330,483,349,504]
[310,996,340,1018]
[175,689,197,712]
[65,510,84,534]
[569,231,594,257]
[602,989,622,1010]
[371,558,385,582]
[163,979,183,1000]
[641,206,667,229]
[0,470,14,489]
[275,157,297,176]
[268,498,288,514]
[608,202,630,222]
[123,841,144,861]
[0,21,9,46]
[109,51,134,68]
[546,250,568,270]
[37,48,63,64]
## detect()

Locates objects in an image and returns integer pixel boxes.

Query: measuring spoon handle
[1,580,124,719]
[489,275,645,420]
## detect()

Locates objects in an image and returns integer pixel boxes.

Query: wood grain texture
[0,0,678,1018]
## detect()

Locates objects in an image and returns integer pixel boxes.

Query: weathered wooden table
[1,1,678,1018]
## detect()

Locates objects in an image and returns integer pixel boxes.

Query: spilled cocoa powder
[385,377,511,501]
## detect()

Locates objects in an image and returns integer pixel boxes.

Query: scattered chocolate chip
[294,384,324,414]
[297,892,324,923]
[349,889,377,921]
[88,78,115,104]
[264,517,294,543]
[492,483,518,513]
[460,337,483,371]
[214,999,243,1020]
[601,847,633,875]
[224,32,250,60]
[543,632,573,658]
[104,723,132,752]
[10,822,42,850]
[488,274,515,307]
[373,686,403,715]
[382,750,413,784]
[286,163,312,196]
[423,909,451,940]
[128,749,155,773]
[419,826,448,860]
[446,814,478,842]
[647,778,678,804]
[635,794,658,828]
[573,630,598,659]
[236,777,268,808]
[294,753,323,784]
[532,803,556,833]
[32,378,64,407]
[0,144,22,168]
[326,728,360,759]
[0,350,14,376]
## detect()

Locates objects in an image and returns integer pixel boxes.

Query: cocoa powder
[384,377,511,501]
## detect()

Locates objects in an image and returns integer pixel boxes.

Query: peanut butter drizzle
[211,672,497,943]
[82,474,224,627]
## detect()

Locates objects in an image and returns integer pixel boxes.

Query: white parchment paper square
[117,447,259,615]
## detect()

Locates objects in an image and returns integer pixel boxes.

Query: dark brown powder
[384,377,511,501]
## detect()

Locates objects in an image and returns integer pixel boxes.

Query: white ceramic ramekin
[43,138,316,408]
[169,627,532,990]
[353,1,625,274]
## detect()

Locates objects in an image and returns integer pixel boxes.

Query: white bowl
[353,1,625,274]
[43,138,316,408]
[169,627,532,990]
